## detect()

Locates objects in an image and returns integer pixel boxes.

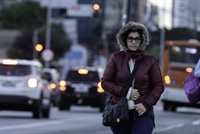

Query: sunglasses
[126,36,141,43]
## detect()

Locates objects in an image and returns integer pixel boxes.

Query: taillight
[27,78,38,88]
[59,80,66,91]
[97,82,104,93]
[164,75,171,84]
[49,83,56,91]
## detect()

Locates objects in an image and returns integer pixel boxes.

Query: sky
[149,0,173,29]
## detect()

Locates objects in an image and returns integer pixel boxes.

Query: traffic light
[92,3,101,18]
[35,44,43,52]
[93,3,100,11]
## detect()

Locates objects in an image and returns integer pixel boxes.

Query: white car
[43,68,61,106]
[0,59,51,118]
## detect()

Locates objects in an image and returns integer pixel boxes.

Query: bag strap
[122,54,144,97]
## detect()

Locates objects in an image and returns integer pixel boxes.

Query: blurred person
[184,58,200,104]
[101,21,164,134]
[194,58,200,78]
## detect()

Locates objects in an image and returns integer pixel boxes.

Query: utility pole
[192,10,197,39]
[159,1,165,70]
[33,30,38,59]
[121,0,130,51]
[122,0,128,27]
[122,0,131,26]
[45,0,52,68]
[32,12,66,62]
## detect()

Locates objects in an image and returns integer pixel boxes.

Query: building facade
[172,0,200,31]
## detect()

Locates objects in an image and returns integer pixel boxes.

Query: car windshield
[44,71,53,80]
[66,70,99,83]
[0,64,32,76]
[170,45,200,64]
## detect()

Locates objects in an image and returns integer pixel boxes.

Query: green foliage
[144,44,159,60]
[165,28,194,40]
[1,1,71,60]
[0,1,46,29]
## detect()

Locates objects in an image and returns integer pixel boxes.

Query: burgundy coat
[101,51,164,111]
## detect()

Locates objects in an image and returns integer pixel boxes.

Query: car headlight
[97,82,104,93]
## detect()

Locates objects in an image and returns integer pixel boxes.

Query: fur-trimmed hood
[116,21,150,51]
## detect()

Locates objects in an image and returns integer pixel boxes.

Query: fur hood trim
[116,21,150,51]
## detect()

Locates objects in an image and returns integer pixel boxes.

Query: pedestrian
[101,21,164,134]
[194,58,200,78]
[184,58,200,104]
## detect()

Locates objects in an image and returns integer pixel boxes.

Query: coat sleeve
[141,57,164,111]
[101,53,125,97]
[194,59,200,78]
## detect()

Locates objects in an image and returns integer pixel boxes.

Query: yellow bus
[161,40,200,112]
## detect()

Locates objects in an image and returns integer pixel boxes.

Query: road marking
[0,120,65,131]
[192,119,200,125]
[153,123,184,133]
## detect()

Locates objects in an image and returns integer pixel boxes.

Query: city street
[0,101,199,134]
[0,0,200,134]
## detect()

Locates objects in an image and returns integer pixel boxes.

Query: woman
[101,21,164,134]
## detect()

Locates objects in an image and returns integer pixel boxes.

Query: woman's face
[126,32,141,51]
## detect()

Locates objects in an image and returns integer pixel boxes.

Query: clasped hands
[130,88,146,116]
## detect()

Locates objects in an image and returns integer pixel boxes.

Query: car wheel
[65,103,70,110]
[163,102,169,111]
[42,105,50,118]
[171,105,177,112]
[58,94,64,110]
[99,106,104,112]
[99,101,106,112]
[33,98,43,119]
[99,96,107,112]
[52,101,57,107]
[58,96,70,110]
[58,100,66,110]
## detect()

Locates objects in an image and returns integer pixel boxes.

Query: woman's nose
[131,40,136,43]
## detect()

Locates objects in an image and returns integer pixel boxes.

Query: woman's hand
[135,103,146,116]
[130,88,140,100]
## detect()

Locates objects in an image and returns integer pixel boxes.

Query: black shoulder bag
[102,55,143,127]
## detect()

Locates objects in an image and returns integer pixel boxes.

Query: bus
[161,39,200,112]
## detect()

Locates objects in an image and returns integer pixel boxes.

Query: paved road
[0,104,199,134]
[154,122,200,134]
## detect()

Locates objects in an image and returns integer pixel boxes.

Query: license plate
[2,81,15,87]
[74,88,88,93]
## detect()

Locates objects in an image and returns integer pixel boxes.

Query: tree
[0,1,71,60]
[165,28,194,40]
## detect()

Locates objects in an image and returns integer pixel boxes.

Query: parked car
[0,59,51,119]
[58,66,109,112]
[43,68,61,106]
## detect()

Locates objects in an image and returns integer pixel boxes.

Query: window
[170,45,200,64]
[66,70,100,83]
[0,65,32,76]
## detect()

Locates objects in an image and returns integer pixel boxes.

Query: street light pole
[33,30,38,59]
[45,0,52,68]
[159,1,166,70]
[32,6,66,62]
